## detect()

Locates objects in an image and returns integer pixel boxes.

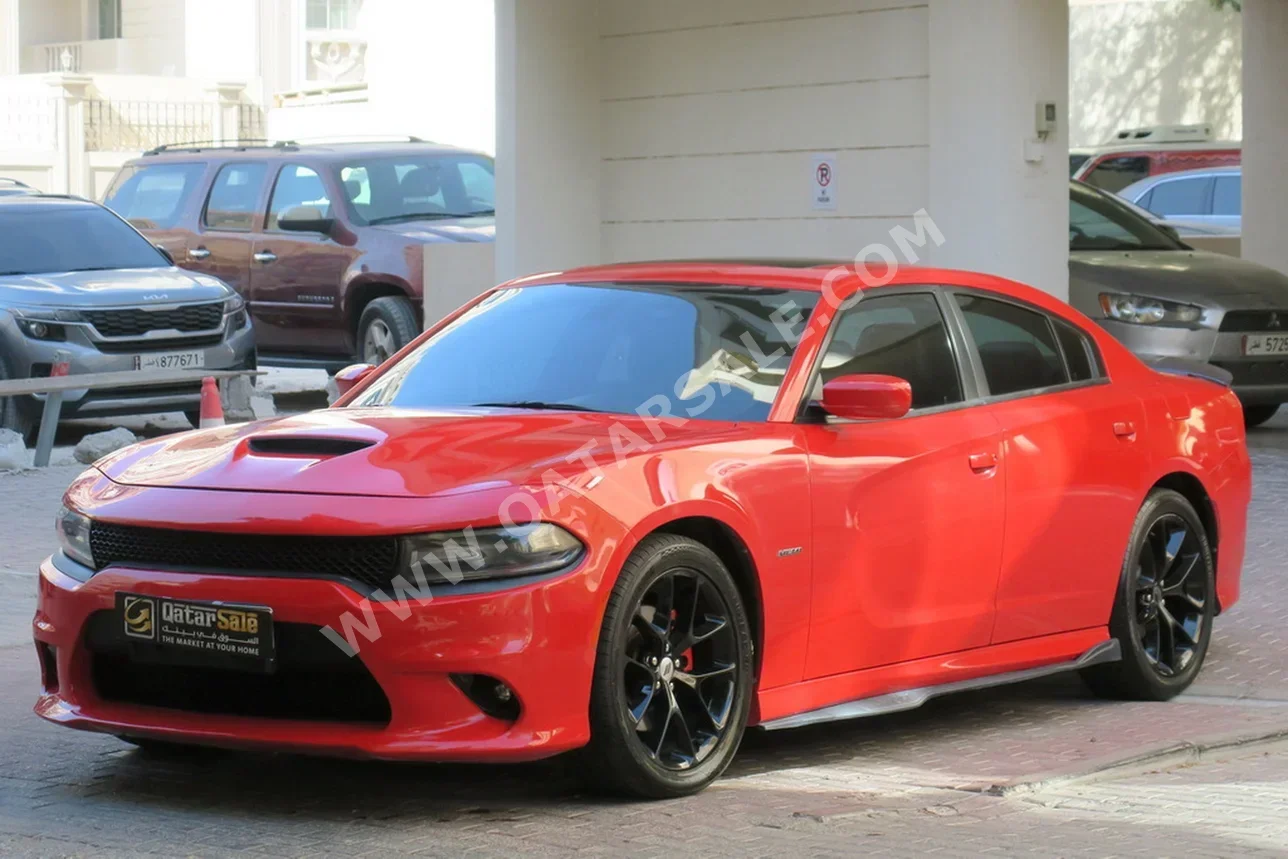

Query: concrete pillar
[1242,0,1288,276]
[494,0,601,282]
[208,82,248,145]
[927,0,1070,299]
[47,74,92,197]
[0,0,19,76]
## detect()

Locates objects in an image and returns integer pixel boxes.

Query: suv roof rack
[0,177,32,187]
[142,139,299,156]
[284,134,430,145]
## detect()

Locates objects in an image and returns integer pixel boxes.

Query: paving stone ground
[1,415,1287,856]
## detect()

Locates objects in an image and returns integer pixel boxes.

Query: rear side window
[1213,175,1241,216]
[1053,319,1098,382]
[1146,177,1212,217]
[815,293,963,410]
[103,162,206,229]
[1084,156,1151,194]
[956,295,1067,396]
[204,162,267,231]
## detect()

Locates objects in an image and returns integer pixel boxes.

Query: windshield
[1069,182,1184,252]
[352,283,819,422]
[337,153,495,225]
[0,205,168,276]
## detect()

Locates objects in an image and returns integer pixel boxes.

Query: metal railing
[83,100,266,152]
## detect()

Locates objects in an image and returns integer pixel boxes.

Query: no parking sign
[811,152,837,211]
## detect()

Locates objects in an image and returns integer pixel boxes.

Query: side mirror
[821,374,912,421]
[1157,223,1182,242]
[333,363,377,398]
[154,244,175,265]
[278,205,336,235]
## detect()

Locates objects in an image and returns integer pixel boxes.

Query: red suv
[103,140,494,369]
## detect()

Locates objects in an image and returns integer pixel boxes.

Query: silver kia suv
[0,194,255,440]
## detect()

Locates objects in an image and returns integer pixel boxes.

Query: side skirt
[760,639,1121,732]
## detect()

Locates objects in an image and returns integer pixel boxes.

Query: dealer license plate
[132,351,205,371]
[1243,334,1288,357]
[117,593,275,672]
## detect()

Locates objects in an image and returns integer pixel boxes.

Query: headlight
[224,292,246,313]
[12,307,83,323]
[398,523,583,586]
[1099,293,1203,326]
[56,506,95,569]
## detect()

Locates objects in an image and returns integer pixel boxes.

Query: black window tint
[103,162,205,229]
[1054,319,1096,382]
[1085,156,1150,194]
[1146,177,1212,217]
[267,164,331,230]
[204,162,267,230]
[816,294,963,410]
[957,295,1068,396]
[1213,175,1242,216]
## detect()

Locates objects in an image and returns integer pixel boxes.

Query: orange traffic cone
[199,377,225,429]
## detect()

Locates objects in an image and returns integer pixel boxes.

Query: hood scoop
[247,436,375,458]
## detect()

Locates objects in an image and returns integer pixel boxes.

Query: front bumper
[1099,319,1288,404]
[0,312,255,418]
[34,552,604,762]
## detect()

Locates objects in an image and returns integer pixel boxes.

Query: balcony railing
[84,100,266,152]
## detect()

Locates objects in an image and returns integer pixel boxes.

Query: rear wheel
[1081,489,1215,701]
[1243,404,1280,428]
[358,296,419,365]
[580,535,753,798]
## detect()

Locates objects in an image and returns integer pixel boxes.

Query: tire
[0,351,36,444]
[1081,489,1215,701]
[357,296,419,365]
[1243,404,1280,429]
[579,534,754,799]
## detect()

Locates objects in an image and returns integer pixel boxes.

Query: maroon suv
[103,140,494,369]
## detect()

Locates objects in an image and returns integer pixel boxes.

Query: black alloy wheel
[1083,489,1215,701]
[582,535,753,798]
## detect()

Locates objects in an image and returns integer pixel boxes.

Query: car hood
[0,267,231,309]
[95,407,720,499]
[1069,249,1288,309]
[369,216,495,244]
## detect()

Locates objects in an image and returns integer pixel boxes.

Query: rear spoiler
[1147,357,1233,388]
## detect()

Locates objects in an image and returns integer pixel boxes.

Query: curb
[967,726,1288,797]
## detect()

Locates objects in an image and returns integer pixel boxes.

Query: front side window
[267,164,331,230]
[814,293,963,410]
[1069,183,1184,252]
[1146,177,1212,217]
[957,295,1068,396]
[353,284,818,422]
[204,162,267,231]
[336,154,495,225]
[0,205,166,275]
[103,162,206,229]
[1084,156,1151,194]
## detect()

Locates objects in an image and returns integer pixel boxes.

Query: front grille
[1209,360,1288,386]
[89,522,401,592]
[85,613,392,725]
[84,303,224,338]
[1219,310,1288,332]
[95,334,224,354]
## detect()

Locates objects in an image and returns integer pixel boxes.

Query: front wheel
[580,535,754,798]
[1243,404,1280,429]
[1081,489,1215,701]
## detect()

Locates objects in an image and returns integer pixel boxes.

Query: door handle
[253,251,277,264]
[188,247,211,260]
[1113,421,1137,439]
[968,452,998,473]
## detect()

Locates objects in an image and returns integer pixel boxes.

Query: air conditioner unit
[1110,124,1214,144]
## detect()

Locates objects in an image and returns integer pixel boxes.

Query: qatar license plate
[117,593,275,672]
[132,351,205,371]
[1243,334,1288,357]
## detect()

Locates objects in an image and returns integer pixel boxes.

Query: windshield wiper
[470,401,603,413]
[367,211,482,225]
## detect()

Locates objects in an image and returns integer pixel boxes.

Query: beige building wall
[1070,0,1243,146]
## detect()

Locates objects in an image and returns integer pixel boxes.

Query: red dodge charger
[34,261,1250,798]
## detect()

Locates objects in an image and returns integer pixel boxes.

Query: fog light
[450,673,521,722]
